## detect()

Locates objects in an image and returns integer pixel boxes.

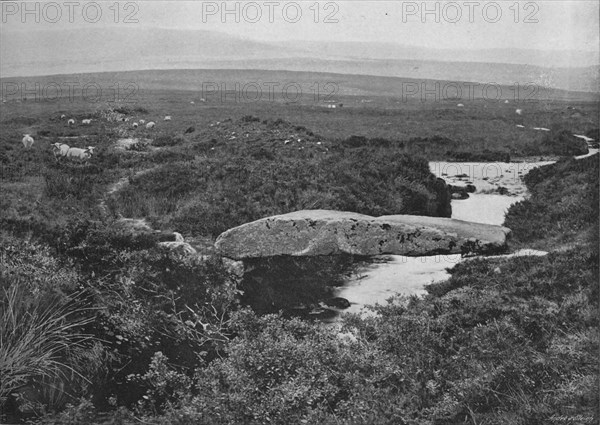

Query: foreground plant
[0,283,94,408]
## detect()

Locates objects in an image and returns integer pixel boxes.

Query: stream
[333,147,599,317]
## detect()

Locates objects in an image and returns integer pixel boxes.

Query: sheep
[60,114,66,119]
[190,101,195,104]
[66,146,95,161]
[132,122,139,128]
[533,127,550,131]
[22,134,34,149]
[457,103,464,107]
[52,143,70,158]
[146,122,156,129]
[164,116,172,121]
[515,109,522,115]
[139,119,146,124]
[82,119,92,125]
[68,119,75,126]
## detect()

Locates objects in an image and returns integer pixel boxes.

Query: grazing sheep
[533,127,550,131]
[146,122,156,129]
[515,109,522,115]
[66,146,95,160]
[516,125,525,128]
[164,116,172,121]
[457,103,464,107]
[22,134,34,149]
[82,119,92,125]
[190,101,195,104]
[139,119,146,124]
[60,114,66,119]
[52,143,70,158]
[68,119,75,126]
[133,122,139,128]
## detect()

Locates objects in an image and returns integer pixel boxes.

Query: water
[333,158,560,317]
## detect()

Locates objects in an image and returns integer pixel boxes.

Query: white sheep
[82,119,92,125]
[60,114,66,119]
[132,122,139,128]
[164,116,172,121]
[515,109,522,115]
[457,103,464,107]
[146,122,156,129]
[52,143,70,158]
[66,146,95,160]
[139,119,146,124]
[68,119,75,126]
[22,134,34,149]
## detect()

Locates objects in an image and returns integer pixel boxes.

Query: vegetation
[0,89,598,423]
[504,153,599,250]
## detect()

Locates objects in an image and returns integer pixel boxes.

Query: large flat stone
[215,210,511,260]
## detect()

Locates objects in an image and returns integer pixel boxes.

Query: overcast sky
[1,1,598,52]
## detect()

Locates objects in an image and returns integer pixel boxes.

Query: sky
[1,0,598,52]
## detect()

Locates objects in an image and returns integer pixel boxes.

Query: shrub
[0,283,94,410]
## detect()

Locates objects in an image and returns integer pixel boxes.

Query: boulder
[215,210,510,260]
[449,185,470,199]
[324,297,351,309]
[451,192,469,200]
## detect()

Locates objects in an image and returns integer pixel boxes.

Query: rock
[158,241,197,256]
[184,126,195,134]
[451,192,469,200]
[222,258,244,279]
[215,210,510,260]
[323,297,351,309]
[449,185,470,199]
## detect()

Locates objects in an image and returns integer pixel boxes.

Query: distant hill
[276,41,600,68]
[2,69,596,102]
[1,27,598,93]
